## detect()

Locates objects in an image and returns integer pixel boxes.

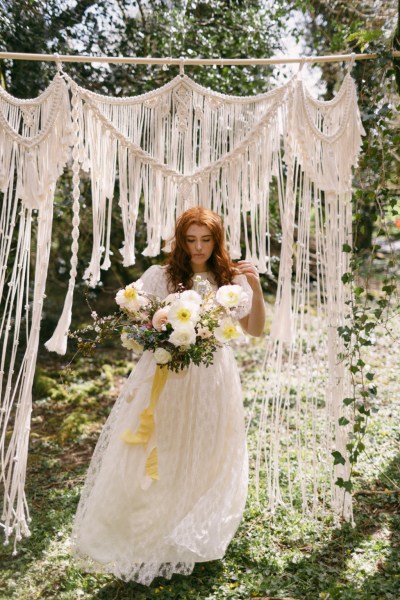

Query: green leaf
[382,285,396,294]
[366,372,374,381]
[357,441,366,453]
[358,405,371,416]
[338,416,350,426]
[365,322,376,334]
[332,450,346,465]
[335,477,353,493]
[342,243,352,253]
[341,272,353,284]
[343,397,355,406]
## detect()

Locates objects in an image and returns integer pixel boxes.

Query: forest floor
[0,304,399,600]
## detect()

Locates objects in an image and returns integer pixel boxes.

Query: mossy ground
[0,314,399,600]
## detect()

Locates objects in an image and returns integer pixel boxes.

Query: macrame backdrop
[0,66,364,551]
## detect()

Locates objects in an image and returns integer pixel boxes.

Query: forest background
[0,1,399,599]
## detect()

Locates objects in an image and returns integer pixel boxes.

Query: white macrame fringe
[45,88,81,355]
[0,69,364,550]
[0,74,71,549]
[63,72,288,287]
[249,74,364,523]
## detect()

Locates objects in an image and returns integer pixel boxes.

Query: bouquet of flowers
[71,275,249,372]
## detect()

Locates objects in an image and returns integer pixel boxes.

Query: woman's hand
[235,260,262,291]
[235,261,266,337]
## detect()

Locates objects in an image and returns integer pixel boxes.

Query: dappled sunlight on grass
[0,314,399,599]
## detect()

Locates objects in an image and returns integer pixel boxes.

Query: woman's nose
[195,240,202,250]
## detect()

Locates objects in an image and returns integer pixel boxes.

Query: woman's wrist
[249,278,263,294]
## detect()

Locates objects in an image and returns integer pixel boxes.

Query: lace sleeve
[232,274,253,320]
[137,265,169,299]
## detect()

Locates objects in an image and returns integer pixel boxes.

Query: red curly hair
[165,207,237,292]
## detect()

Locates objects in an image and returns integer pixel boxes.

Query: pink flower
[197,325,213,339]
[152,306,171,331]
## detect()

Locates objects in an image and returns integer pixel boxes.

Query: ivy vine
[333,42,400,500]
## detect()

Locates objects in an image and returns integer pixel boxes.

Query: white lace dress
[70,265,253,586]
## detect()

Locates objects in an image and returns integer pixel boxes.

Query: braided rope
[45,87,81,353]
[298,76,356,145]
[62,70,293,107]
[76,81,285,182]
[0,75,67,148]
[0,72,61,105]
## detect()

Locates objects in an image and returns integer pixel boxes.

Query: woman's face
[184,224,215,272]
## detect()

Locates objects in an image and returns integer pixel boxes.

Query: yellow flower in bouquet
[115,283,148,312]
[214,318,243,343]
[167,300,200,328]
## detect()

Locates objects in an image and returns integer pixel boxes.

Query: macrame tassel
[270,178,296,344]
[270,278,294,344]
[44,285,74,354]
[45,91,80,355]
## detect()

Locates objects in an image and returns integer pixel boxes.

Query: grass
[0,313,399,600]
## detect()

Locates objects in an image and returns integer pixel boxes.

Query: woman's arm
[236,261,266,337]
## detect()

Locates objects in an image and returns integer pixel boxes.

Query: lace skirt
[70,347,248,586]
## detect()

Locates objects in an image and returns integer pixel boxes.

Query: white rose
[120,332,144,354]
[153,347,172,364]
[169,326,196,347]
[168,300,200,328]
[215,284,248,309]
[180,290,202,305]
[214,318,243,343]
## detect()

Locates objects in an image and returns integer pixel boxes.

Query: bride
[70,206,266,586]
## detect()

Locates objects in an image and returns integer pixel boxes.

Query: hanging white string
[0,65,365,551]
[60,70,290,287]
[0,73,72,550]
[249,70,364,521]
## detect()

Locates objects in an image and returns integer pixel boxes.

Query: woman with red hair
[71,207,266,585]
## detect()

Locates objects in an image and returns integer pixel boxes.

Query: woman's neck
[191,262,209,273]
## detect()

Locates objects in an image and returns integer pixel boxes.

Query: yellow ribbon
[121,365,168,481]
